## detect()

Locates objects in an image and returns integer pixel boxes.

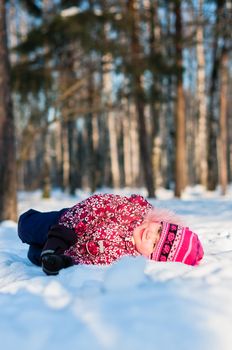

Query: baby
[18,193,204,275]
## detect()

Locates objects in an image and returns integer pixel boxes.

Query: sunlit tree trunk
[91,115,101,188]
[228,70,232,183]
[123,98,140,187]
[130,104,140,186]
[122,109,132,187]
[174,0,186,197]
[195,0,207,187]
[108,112,121,188]
[61,121,70,190]
[102,52,121,188]
[219,46,229,195]
[0,0,17,221]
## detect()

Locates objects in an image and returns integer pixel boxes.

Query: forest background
[0,0,232,221]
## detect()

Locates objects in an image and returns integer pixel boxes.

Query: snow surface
[0,186,232,350]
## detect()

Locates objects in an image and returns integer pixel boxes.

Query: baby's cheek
[140,239,154,256]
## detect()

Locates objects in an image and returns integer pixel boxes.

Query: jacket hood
[143,207,184,226]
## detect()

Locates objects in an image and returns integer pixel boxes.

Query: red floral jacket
[59,193,152,265]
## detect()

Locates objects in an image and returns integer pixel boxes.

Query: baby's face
[132,222,162,257]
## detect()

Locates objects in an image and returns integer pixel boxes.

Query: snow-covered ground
[0,186,232,350]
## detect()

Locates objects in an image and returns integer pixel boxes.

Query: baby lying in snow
[18,193,204,275]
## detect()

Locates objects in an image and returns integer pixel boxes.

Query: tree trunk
[101,52,121,188]
[195,0,207,187]
[67,119,77,195]
[174,0,186,197]
[86,113,97,193]
[207,0,225,190]
[42,130,51,198]
[219,46,229,195]
[91,115,101,188]
[164,2,175,190]
[108,112,121,188]
[129,103,140,187]
[123,98,140,187]
[61,121,70,190]
[127,0,155,197]
[122,104,133,187]
[147,0,163,189]
[54,121,63,188]
[0,0,17,221]
[86,69,98,193]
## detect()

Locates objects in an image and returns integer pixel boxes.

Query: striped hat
[151,222,204,266]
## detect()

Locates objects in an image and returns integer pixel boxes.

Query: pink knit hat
[151,221,204,266]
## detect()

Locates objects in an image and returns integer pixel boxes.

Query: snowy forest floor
[0,186,232,350]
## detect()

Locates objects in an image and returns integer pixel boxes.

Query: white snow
[0,186,232,350]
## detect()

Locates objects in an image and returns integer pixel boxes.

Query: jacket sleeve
[41,224,77,255]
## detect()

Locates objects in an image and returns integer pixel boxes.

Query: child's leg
[27,244,43,266]
[18,208,68,266]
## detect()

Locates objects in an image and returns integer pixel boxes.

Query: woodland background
[0,0,232,221]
